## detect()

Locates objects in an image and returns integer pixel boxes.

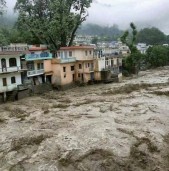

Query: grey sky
[6,0,169,34]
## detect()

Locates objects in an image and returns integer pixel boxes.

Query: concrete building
[44,58,76,89]
[94,48,123,82]
[136,43,149,54]
[44,46,96,89]
[25,45,53,85]
[0,44,28,102]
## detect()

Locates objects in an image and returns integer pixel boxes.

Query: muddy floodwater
[1,67,169,171]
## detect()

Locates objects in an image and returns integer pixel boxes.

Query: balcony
[89,67,94,72]
[27,69,44,77]
[25,52,53,61]
[0,84,17,93]
[60,57,76,63]
[0,66,26,74]
[52,57,76,64]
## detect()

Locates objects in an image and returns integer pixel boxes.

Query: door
[72,74,75,81]
[82,74,84,81]
[1,58,7,72]
[90,72,94,81]
[2,78,7,86]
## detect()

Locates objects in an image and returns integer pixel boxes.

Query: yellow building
[44,46,96,89]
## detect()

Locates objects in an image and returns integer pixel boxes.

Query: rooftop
[60,46,95,50]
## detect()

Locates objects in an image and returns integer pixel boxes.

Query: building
[94,48,123,82]
[25,45,53,85]
[136,43,149,54]
[0,44,28,102]
[44,57,76,89]
[44,46,96,89]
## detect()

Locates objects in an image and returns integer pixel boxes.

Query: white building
[136,43,149,54]
[0,48,27,101]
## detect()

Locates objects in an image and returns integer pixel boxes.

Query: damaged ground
[1,67,169,171]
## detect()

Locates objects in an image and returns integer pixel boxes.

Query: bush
[122,70,130,77]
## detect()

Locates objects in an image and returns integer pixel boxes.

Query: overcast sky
[6,0,169,34]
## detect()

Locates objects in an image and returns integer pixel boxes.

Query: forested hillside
[78,23,123,40]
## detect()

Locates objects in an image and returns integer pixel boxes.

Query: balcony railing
[89,67,94,72]
[60,57,76,63]
[27,69,44,77]
[25,52,53,61]
[0,66,26,74]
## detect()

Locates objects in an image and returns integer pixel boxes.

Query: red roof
[60,46,95,50]
[29,47,48,51]
[0,51,28,55]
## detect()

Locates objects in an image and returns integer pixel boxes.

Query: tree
[137,27,166,45]
[144,46,169,68]
[0,0,6,15]
[91,36,98,45]
[121,22,142,74]
[15,0,92,51]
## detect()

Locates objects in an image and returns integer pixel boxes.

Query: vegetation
[0,0,5,15]
[121,23,142,75]
[78,23,123,41]
[137,27,167,45]
[14,0,92,51]
[143,46,169,68]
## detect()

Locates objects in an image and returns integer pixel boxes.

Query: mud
[1,67,169,171]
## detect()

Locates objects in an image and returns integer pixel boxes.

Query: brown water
[0,67,169,171]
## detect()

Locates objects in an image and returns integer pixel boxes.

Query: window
[85,63,88,68]
[71,66,74,71]
[78,73,81,77]
[41,63,44,69]
[9,58,17,67]
[111,60,114,66]
[88,63,90,67]
[11,77,16,84]
[89,51,92,55]
[79,64,82,69]
[37,63,44,70]
[69,51,72,57]
[2,78,7,86]
[63,67,66,72]
[85,51,88,56]
[27,61,34,71]
[1,58,6,68]
[64,74,66,78]
[37,63,41,70]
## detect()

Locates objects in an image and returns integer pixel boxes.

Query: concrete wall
[0,73,22,93]
[0,55,21,69]
[95,57,105,71]
[76,61,94,83]
[73,49,94,60]
[58,48,94,60]
[44,60,52,73]
[94,71,102,81]
[51,61,76,87]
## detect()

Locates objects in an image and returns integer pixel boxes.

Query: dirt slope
[1,67,169,171]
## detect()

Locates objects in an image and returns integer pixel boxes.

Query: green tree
[0,27,10,46]
[145,46,169,68]
[91,36,98,45]
[121,22,142,74]
[15,0,92,51]
[0,0,6,15]
[137,27,166,45]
